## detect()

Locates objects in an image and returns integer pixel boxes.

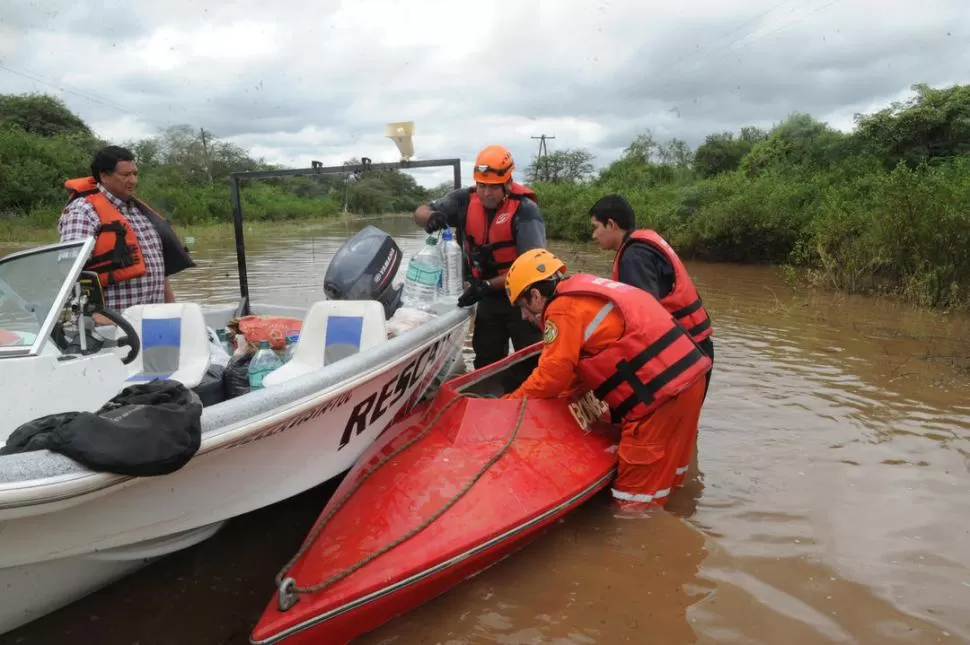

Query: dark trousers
[472,293,542,370]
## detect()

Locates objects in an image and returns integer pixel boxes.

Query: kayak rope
[274,391,529,611]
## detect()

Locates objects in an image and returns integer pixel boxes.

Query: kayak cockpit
[445,343,541,399]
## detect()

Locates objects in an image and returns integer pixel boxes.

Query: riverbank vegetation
[525,83,970,310]
[3,84,969,309]
[0,93,433,242]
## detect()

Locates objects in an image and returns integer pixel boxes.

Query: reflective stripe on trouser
[611,378,706,507]
[671,420,696,489]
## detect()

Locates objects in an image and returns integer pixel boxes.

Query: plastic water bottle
[283,334,298,363]
[402,235,443,311]
[248,340,283,389]
[439,228,463,299]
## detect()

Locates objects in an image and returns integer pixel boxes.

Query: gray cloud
[1,0,968,188]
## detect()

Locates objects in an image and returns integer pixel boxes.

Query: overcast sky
[1,0,967,188]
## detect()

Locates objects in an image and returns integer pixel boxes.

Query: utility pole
[200,127,213,185]
[530,134,555,182]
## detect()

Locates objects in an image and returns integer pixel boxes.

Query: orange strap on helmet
[473,144,515,184]
[505,249,567,304]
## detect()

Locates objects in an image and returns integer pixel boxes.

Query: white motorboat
[0,221,472,635]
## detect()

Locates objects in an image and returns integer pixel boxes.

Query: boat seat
[122,303,215,396]
[262,300,388,387]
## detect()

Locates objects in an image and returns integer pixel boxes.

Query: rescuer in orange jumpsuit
[501,250,712,509]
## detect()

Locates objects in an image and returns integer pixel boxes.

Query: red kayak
[249,344,620,645]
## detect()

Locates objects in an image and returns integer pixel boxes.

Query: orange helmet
[473,144,515,184]
[505,249,566,304]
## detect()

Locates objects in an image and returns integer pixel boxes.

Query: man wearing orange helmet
[501,249,712,510]
[413,144,547,369]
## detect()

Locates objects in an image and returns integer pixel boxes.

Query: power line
[717,0,845,58]
[0,61,171,130]
[627,0,846,97]
[1,61,222,176]
[651,0,797,85]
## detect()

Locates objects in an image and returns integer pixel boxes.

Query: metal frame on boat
[0,156,472,636]
[228,157,463,315]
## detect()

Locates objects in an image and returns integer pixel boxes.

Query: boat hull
[250,345,619,645]
[254,471,613,645]
[0,522,223,633]
[0,303,472,636]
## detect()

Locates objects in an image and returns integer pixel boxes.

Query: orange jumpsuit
[503,292,707,507]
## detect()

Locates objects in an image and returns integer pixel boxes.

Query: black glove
[457,279,490,308]
[424,210,448,234]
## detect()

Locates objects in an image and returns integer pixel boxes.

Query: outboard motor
[323,225,404,319]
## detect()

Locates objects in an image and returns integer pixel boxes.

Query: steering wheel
[49,271,141,365]
[91,303,141,365]
[53,302,141,365]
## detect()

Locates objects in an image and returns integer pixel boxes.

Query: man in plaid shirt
[58,146,194,311]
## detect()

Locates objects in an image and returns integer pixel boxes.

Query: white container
[439,228,463,300]
[401,235,443,311]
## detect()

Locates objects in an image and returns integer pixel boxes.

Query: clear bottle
[283,334,298,363]
[248,340,284,390]
[401,235,443,311]
[439,228,463,300]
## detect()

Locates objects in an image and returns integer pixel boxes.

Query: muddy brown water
[2,215,969,644]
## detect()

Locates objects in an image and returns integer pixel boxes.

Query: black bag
[223,351,254,399]
[1,380,203,477]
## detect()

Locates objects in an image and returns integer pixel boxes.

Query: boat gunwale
[0,304,473,502]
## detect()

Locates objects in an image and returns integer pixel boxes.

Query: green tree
[693,127,767,177]
[0,126,92,213]
[623,130,659,164]
[853,83,970,169]
[657,138,694,169]
[526,148,595,184]
[0,93,93,138]
[740,113,848,176]
[427,181,454,200]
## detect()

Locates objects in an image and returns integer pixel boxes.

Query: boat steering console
[51,271,141,365]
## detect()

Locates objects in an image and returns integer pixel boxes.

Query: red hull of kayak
[250,344,619,645]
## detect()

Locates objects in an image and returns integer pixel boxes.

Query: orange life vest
[612,229,713,343]
[63,176,147,287]
[546,273,712,422]
[235,315,303,351]
[464,182,537,279]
